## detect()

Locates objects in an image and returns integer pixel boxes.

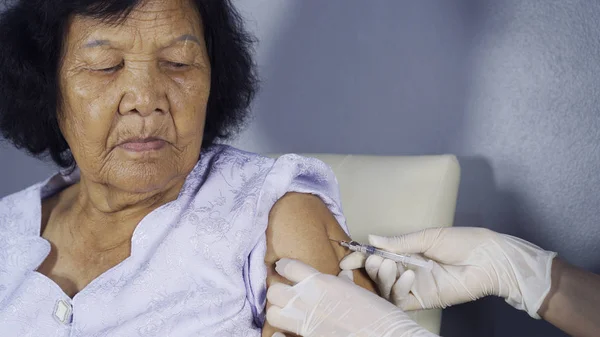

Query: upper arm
[261,192,377,336]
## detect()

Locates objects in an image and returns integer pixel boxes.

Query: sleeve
[243,154,349,327]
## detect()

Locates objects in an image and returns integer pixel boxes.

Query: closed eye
[93,61,124,73]
[163,61,190,70]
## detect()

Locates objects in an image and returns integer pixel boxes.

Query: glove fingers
[275,258,320,284]
[396,262,406,277]
[365,255,384,282]
[376,259,397,299]
[398,293,425,311]
[339,251,366,270]
[267,282,296,308]
[391,270,415,305]
[337,269,355,282]
[266,306,301,335]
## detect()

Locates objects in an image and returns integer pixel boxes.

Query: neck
[55,176,184,252]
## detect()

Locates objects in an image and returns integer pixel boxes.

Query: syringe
[333,239,434,271]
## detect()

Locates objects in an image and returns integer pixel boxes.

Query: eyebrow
[173,34,201,45]
[83,34,202,49]
[83,39,110,48]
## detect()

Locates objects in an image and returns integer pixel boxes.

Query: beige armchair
[297,153,461,335]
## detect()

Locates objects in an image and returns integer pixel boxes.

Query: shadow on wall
[248,0,482,155]
[448,156,569,337]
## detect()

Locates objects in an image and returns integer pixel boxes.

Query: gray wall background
[1,1,599,336]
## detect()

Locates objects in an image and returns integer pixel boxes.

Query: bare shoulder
[264,191,377,288]
[261,192,376,337]
[265,192,338,275]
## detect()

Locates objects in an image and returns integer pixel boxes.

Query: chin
[111,162,182,195]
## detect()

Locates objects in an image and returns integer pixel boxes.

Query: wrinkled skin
[59,0,210,208]
[38,0,211,298]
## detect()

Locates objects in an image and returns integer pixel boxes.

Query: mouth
[117,137,166,152]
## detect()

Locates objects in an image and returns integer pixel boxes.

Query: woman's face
[59,0,210,194]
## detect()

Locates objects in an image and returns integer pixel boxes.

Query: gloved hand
[266,258,440,337]
[339,227,558,319]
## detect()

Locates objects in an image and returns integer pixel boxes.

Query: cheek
[170,78,210,142]
[60,77,118,150]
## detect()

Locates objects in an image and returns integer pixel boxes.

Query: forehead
[66,0,203,48]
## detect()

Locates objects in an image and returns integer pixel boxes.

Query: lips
[117,137,166,152]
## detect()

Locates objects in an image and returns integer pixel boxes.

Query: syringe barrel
[343,241,433,271]
[369,246,434,271]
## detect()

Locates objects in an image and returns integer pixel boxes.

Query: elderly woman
[0,0,375,336]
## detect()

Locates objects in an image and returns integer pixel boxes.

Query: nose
[118,66,169,116]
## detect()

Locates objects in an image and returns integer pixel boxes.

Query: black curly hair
[0,0,258,168]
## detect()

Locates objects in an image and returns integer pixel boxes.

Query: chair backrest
[298,154,461,241]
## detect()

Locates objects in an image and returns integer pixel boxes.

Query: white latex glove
[339,227,558,319]
[266,258,440,337]
[337,252,417,307]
